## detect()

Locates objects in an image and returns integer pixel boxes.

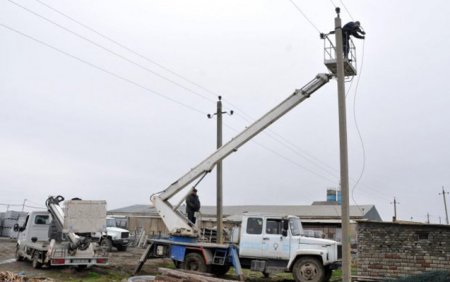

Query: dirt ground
[0,238,308,282]
[0,237,170,281]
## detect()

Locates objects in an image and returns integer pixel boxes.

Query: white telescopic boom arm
[152,73,331,235]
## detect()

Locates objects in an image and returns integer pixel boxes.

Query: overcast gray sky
[1,0,450,223]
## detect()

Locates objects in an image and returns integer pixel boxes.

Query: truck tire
[101,238,113,252]
[292,257,325,282]
[116,245,128,252]
[210,265,230,276]
[181,252,207,272]
[15,245,24,262]
[32,253,42,269]
[323,267,332,282]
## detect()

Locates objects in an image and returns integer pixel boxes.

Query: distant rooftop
[109,203,382,221]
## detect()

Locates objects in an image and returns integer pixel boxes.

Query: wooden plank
[158,267,235,282]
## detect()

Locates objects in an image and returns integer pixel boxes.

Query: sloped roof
[109,204,382,221]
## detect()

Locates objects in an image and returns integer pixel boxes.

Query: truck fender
[287,249,325,270]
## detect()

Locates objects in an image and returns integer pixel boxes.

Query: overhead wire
[26,0,347,185]
[349,38,367,213]
[6,0,216,106]
[4,1,384,202]
[338,0,354,21]
[223,123,339,184]
[0,23,207,115]
[287,0,321,34]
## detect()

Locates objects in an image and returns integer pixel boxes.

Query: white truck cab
[236,214,341,281]
[99,216,130,252]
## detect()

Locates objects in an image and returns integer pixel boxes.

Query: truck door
[239,217,264,257]
[27,214,51,242]
[261,218,290,259]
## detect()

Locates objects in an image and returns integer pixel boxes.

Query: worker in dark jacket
[342,21,365,58]
[186,188,200,224]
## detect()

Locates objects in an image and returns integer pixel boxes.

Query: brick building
[357,220,450,279]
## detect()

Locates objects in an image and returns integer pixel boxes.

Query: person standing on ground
[342,21,365,58]
[186,188,200,224]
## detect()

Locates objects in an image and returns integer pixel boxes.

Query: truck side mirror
[282,229,288,237]
[13,224,19,232]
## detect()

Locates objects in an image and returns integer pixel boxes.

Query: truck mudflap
[327,260,342,270]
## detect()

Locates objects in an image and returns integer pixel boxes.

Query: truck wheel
[117,245,128,252]
[182,252,207,272]
[292,257,325,282]
[15,245,24,261]
[101,238,113,252]
[210,265,230,276]
[32,253,42,269]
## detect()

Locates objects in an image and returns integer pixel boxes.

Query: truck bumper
[113,239,129,247]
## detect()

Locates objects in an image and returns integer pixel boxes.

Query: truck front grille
[121,232,129,239]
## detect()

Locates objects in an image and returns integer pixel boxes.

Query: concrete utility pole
[439,186,449,225]
[333,8,351,282]
[21,198,27,212]
[391,197,399,222]
[207,96,233,243]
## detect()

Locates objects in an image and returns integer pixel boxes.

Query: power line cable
[223,123,339,184]
[0,23,207,115]
[7,0,216,105]
[287,0,321,34]
[33,0,259,127]
[350,39,367,212]
[338,0,354,21]
[30,0,349,182]
[5,2,388,202]
[30,0,348,182]
[24,204,46,209]
[328,0,338,8]
[33,0,218,98]
[6,0,346,186]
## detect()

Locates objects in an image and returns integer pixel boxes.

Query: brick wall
[357,221,450,278]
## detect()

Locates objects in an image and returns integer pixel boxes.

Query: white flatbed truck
[14,196,109,269]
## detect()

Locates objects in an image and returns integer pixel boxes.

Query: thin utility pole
[334,8,351,282]
[391,197,399,222]
[207,96,233,243]
[439,186,449,225]
[21,198,27,212]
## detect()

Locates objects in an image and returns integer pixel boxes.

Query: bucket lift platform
[323,34,357,77]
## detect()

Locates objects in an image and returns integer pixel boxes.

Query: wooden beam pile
[154,268,236,282]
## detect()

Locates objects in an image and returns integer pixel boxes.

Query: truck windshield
[106,218,116,227]
[289,218,303,236]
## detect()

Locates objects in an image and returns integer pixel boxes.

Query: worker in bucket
[342,21,365,58]
[186,188,201,224]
